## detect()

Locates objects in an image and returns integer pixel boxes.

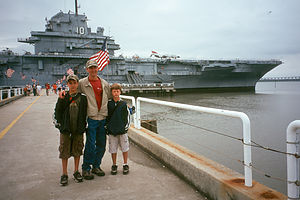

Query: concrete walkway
[0,91,206,200]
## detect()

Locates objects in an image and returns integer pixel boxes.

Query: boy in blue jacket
[54,74,87,186]
[106,83,130,175]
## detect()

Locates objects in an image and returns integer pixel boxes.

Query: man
[80,60,111,180]
[45,83,50,96]
[60,60,111,180]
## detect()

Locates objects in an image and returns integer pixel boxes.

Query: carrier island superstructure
[0,8,282,91]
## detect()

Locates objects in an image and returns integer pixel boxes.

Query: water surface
[137,81,300,194]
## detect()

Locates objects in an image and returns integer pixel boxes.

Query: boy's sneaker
[82,170,94,180]
[73,171,83,183]
[123,165,129,175]
[91,167,105,176]
[60,174,68,186]
[111,165,118,175]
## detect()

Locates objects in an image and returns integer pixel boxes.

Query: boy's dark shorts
[59,133,84,159]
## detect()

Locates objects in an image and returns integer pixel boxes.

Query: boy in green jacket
[54,74,87,186]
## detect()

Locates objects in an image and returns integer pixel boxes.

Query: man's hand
[58,90,66,99]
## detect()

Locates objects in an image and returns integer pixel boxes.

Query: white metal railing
[116,95,300,193]
[287,120,300,200]
[120,95,137,128]
[0,88,23,101]
[136,97,252,187]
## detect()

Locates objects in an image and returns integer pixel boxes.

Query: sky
[1,0,300,77]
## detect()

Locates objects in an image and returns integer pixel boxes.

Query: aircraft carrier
[0,2,282,91]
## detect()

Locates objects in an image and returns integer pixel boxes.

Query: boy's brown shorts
[59,133,84,159]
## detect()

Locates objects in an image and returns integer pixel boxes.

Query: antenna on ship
[75,0,78,15]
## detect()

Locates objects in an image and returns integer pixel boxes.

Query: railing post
[287,120,300,200]
[120,95,138,128]
[0,90,2,101]
[137,97,141,129]
[240,114,252,187]
[8,89,11,98]
[131,97,137,128]
[18,88,21,95]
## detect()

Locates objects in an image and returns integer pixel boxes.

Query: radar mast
[75,0,78,16]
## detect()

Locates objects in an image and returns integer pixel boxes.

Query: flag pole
[105,37,109,82]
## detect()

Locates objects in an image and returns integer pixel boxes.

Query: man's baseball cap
[66,74,79,82]
[86,60,98,68]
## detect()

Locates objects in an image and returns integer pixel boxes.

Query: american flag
[6,68,15,78]
[89,37,109,71]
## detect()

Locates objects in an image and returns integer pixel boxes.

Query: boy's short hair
[111,83,122,91]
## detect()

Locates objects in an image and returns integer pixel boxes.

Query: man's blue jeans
[82,118,106,171]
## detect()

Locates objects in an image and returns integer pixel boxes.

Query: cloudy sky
[1,0,300,77]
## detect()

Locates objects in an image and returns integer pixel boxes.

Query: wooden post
[141,120,158,134]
